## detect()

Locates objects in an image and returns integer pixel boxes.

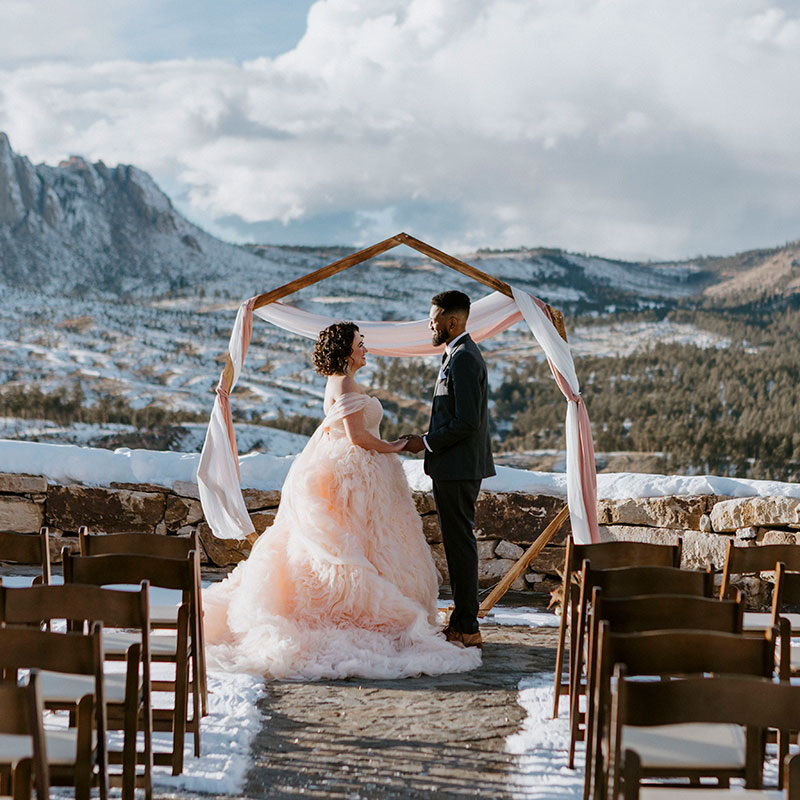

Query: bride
[203,321,482,679]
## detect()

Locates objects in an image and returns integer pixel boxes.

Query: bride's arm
[342,409,405,453]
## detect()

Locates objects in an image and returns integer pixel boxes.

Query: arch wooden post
[477,504,571,618]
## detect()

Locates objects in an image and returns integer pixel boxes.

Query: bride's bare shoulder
[325,375,367,403]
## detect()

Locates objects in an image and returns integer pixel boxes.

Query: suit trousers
[432,478,482,634]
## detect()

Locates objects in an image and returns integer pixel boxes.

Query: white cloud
[1,0,799,259]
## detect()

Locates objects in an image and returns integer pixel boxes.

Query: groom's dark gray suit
[424,333,494,634]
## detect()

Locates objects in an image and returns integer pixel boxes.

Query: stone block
[760,529,800,546]
[413,492,436,515]
[172,480,201,500]
[477,540,498,560]
[495,540,525,560]
[198,522,253,567]
[242,489,282,510]
[0,497,44,533]
[110,481,169,494]
[528,546,567,577]
[478,558,518,588]
[0,473,48,494]
[474,493,570,546]
[46,484,166,533]
[250,510,277,534]
[525,572,545,583]
[735,526,759,541]
[699,514,712,533]
[165,495,204,529]
[680,531,731,571]
[598,525,680,546]
[47,533,79,564]
[710,497,800,532]
[421,514,441,544]
[597,495,714,530]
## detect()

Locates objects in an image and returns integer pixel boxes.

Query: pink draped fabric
[198,288,600,544]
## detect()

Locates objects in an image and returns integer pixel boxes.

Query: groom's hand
[401,434,425,454]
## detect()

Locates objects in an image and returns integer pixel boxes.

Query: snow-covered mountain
[0,132,714,309]
[0,132,285,296]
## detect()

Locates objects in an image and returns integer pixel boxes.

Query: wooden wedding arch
[214,232,577,615]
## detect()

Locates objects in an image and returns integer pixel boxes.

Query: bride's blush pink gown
[204,393,482,679]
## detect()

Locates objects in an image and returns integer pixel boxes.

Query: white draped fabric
[197,287,600,545]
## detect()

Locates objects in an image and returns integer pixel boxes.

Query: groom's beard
[432,329,449,347]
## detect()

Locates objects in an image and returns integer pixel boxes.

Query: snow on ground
[507,675,583,799]
[1,438,798,501]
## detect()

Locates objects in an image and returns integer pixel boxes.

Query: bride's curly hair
[313,321,359,376]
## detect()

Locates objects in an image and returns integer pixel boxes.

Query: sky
[1,0,799,261]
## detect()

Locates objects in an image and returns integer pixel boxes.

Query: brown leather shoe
[442,625,483,649]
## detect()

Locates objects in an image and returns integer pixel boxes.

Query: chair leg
[122,702,137,800]
[191,659,202,758]
[553,573,570,719]
[143,688,153,800]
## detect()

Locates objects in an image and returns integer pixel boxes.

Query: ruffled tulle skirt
[204,432,482,679]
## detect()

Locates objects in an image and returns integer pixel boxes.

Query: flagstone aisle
[239,620,560,799]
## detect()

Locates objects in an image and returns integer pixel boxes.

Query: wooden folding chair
[592,625,777,800]
[0,624,109,800]
[0,529,50,585]
[63,548,197,775]
[570,562,713,768]
[552,539,682,718]
[0,581,152,800]
[612,673,800,800]
[581,591,744,799]
[78,527,207,717]
[720,540,800,631]
[0,672,49,800]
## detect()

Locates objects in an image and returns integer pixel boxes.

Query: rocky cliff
[0,132,267,295]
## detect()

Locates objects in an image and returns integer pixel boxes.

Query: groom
[403,290,495,649]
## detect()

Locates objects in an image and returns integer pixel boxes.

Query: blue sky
[1,0,799,260]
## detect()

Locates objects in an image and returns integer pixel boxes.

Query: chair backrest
[79,527,199,560]
[582,561,714,601]
[0,671,49,800]
[567,537,682,574]
[0,623,104,678]
[593,591,744,636]
[63,548,195,593]
[0,581,149,635]
[616,669,800,730]
[720,540,800,599]
[773,562,800,619]
[0,529,50,584]
[599,623,777,685]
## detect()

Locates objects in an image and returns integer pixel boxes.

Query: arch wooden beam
[219,232,568,390]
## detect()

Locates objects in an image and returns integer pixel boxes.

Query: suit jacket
[424,334,495,481]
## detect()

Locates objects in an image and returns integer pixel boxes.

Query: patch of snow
[485,607,560,627]
[1,439,798,500]
[506,674,583,799]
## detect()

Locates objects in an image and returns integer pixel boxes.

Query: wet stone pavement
[236,599,558,800]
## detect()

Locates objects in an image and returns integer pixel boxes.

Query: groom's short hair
[432,290,470,318]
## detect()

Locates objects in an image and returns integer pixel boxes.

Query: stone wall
[2,471,800,602]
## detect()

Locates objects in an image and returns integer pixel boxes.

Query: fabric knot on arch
[197,233,600,546]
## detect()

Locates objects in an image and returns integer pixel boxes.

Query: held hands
[398,434,425,454]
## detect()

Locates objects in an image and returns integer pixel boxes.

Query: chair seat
[623,723,746,769]
[640,789,783,799]
[0,729,95,767]
[39,670,137,705]
[744,611,800,631]
[103,630,178,657]
[150,603,180,625]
